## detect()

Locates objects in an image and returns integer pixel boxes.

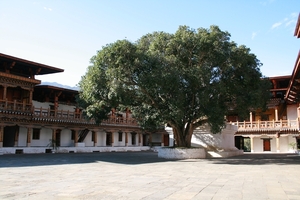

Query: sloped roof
[0,53,64,76]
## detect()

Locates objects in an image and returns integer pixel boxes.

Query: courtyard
[0,151,300,200]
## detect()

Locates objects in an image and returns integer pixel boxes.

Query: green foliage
[77,25,271,147]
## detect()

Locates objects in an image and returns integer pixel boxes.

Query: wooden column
[93,131,97,147]
[250,112,253,128]
[138,132,142,146]
[52,129,56,141]
[125,132,128,147]
[29,89,33,104]
[275,108,278,121]
[161,133,164,147]
[3,85,7,100]
[250,136,254,153]
[111,132,114,147]
[276,133,280,153]
[0,125,3,147]
[27,127,32,147]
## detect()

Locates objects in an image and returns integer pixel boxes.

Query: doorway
[263,139,271,151]
[3,126,18,147]
[106,132,112,146]
[55,130,61,147]
[164,134,169,146]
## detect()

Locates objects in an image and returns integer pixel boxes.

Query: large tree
[78,26,270,147]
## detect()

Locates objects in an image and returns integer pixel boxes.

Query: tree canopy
[78,25,271,147]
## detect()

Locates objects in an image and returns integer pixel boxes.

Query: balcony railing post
[13,100,16,111]
[243,120,246,128]
[280,119,282,128]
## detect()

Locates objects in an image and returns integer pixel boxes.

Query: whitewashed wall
[166,124,238,151]
[32,100,51,109]
[287,104,298,120]
[18,127,27,147]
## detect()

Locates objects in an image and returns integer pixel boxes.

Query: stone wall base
[158,148,206,159]
[207,150,244,158]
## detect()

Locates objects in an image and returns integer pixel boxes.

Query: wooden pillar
[250,136,254,153]
[27,127,32,147]
[276,133,280,153]
[111,132,114,147]
[126,108,129,122]
[138,133,142,146]
[74,129,78,147]
[52,129,56,141]
[29,89,33,104]
[161,133,164,147]
[125,132,128,146]
[14,127,19,147]
[3,85,7,100]
[0,125,3,147]
[93,131,97,147]
[275,108,278,121]
[250,112,253,128]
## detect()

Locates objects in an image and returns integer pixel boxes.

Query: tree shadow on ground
[207,153,300,165]
[0,151,170,168]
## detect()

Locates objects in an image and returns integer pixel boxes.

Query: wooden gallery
[0,53,168,154]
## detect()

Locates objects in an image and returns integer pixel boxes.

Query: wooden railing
[231,119,300,130]
[0,101,138,126]
[102,116,138,126]
[0,100,32,113]
[32,107,86,121]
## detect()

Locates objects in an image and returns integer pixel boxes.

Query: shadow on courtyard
[207,153,300,165]
[0,152,299,168]
[0,151,169,168]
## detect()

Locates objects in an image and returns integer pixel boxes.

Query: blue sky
[0,0,299,87]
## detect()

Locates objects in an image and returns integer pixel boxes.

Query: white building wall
[287,104,298,120]
[279,136,289,152]
[84,131,94,147]
[250,135,296,153]
[18,127,27,147]
[252,137,260,152]
[270,138,276,152]
[97,131,106,146]
[116,132,125,147]
[167,124,238,151]
[56,104,76,112]
[32,100,51,109]
[31,128,52,147]
[60,129,73,147]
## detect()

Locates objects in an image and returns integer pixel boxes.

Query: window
[32,128,40,140]
[118,132,123,142]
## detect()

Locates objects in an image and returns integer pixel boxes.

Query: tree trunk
[172,124,194,147]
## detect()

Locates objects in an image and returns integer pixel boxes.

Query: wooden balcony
[0,100,32,113]
[0,100,139,127]
[231,119,300,131]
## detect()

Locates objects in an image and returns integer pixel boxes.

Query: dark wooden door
[106,132,112,146]
[263,139,271,151]
[164,134,169,146]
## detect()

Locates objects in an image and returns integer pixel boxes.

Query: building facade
[0,53,168,154]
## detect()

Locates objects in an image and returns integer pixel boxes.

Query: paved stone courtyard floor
[0,151,300,200]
